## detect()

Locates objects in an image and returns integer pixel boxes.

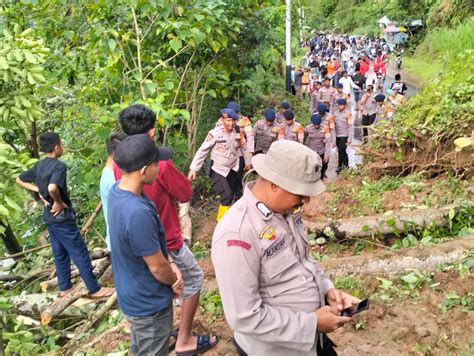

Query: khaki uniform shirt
[374,103,394,125]
[277,121,304,143]
[304,123,331,157]
[321,113,336,145]
[212,183,334,355]
[252,119,279,153]
[310,89,320,114]
[333,107,354,141]
[330,90,349,115]
[190,126,251,177]
[360,92,377,116]
[316,85,333,106]
[275,111,285,125]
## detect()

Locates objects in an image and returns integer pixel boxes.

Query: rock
[316,237,327,246]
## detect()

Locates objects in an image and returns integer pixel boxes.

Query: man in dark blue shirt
[109,134,183,355]
[16,132,113,299]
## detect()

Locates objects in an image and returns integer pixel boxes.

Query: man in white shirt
[339,71,361,97]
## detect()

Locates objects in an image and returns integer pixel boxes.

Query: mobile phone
[341,299,369,317]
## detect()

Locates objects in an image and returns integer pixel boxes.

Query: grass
[403,17,474,82]
[402,56,443,83]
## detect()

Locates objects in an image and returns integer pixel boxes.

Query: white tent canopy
[377,16,391,26]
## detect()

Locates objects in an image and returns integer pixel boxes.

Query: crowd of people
[13,33,411,356]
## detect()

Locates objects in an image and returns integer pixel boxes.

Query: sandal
[175,334,220,356]
[169,329,179,352]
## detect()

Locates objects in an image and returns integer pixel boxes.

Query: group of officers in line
[188,88,394,222]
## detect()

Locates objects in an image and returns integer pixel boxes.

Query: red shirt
[360,61,369,76]
[113,160,192,251]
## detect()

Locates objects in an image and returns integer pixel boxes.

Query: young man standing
[16,132,113,298]
[115,105,217,355]
[277,110,305,143]
[109,134,183,355]
[304,113,331,179]
[99,132,127,251]
[333,98,353,173]
[252,108,279,154]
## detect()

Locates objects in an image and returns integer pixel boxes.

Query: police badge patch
[259,224,276,241]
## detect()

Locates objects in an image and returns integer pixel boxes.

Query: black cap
[114,134,172,173]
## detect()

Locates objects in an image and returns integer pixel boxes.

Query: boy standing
[109,134,183,355]
[16,132,113,298]
[99,132,127,251]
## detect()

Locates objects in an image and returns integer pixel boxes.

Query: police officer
[309,81,322,114]
[305,113,331,179]
[212,140,360,355]
[188,108,251,222]
[277,110,304,143]
[317,103,336,145]
[334,98,353,172]
[253,108,279,154]
[275,101,291,124]
[330,83,349,115]
[359,84,377,141]
[373,94,394,125]
[227,101,254,198]
[316,76,334,109]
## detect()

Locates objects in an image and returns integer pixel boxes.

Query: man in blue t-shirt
[108,134,183,355]
[99,132,127,250]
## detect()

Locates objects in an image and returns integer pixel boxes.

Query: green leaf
[169,38,183,53]
[0,204,9,216]
[448,208,455,220]
[4,196,21,211]
[107,38,117,53]
[401,272,418,285]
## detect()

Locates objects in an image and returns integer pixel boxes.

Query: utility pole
[285,0,291,92]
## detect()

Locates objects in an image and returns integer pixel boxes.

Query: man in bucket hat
[212,140,360,355]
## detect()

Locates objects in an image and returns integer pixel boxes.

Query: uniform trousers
[362,113,376,140]
[47,222,101,293]
[336,136,349,171]
[211,170,241,206]
[318,153,328,179]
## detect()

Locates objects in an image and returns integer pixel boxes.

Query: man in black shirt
[390,73,408,96]
[352,69,366,103]
[17,132,113,298]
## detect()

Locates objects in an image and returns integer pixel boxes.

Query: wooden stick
[80,202,102,235]
[41,258,110,325]
[72,292,117,338]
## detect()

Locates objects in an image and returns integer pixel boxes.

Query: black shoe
[335,168,341,173]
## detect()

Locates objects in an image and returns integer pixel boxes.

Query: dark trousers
[318,153,328,179]
[211,170,241,206]
[336,136,349,171]
[235,156,245,200]
[47,222,100,293]
[362,113,376,141]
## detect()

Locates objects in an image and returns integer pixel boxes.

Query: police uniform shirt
[374,103,394,125]
[316,86,333,105]
[333,107,354,141]
[212,182,334,355]
[252,119,280,154]
[277,120,304,143]
[361,92,377,116]
[304,123,331,157]
[189,125,251,177]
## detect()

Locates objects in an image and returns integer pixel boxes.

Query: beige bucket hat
[252,140,326,196]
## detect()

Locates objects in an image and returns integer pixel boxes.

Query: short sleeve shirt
[19,157,72,223]
[108,182,172,317]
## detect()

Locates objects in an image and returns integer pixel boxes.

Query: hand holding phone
[341,298,369,317]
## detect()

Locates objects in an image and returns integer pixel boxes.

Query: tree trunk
[303,204,472,240]
[0,221,21,256]
[319,235,474,277]
[41,257,111,325]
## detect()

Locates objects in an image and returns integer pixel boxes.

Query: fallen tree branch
[39,257,107,292]
[70,321,127,354]
[0,202,103,261]
[41,258,111,325]
[319,235,474,277]
[71,292,117,338]
[304,203,473,240]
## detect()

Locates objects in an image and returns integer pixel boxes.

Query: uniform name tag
[266,238,286,257]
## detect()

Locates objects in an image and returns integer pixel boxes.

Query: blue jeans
[47,222,101,293]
